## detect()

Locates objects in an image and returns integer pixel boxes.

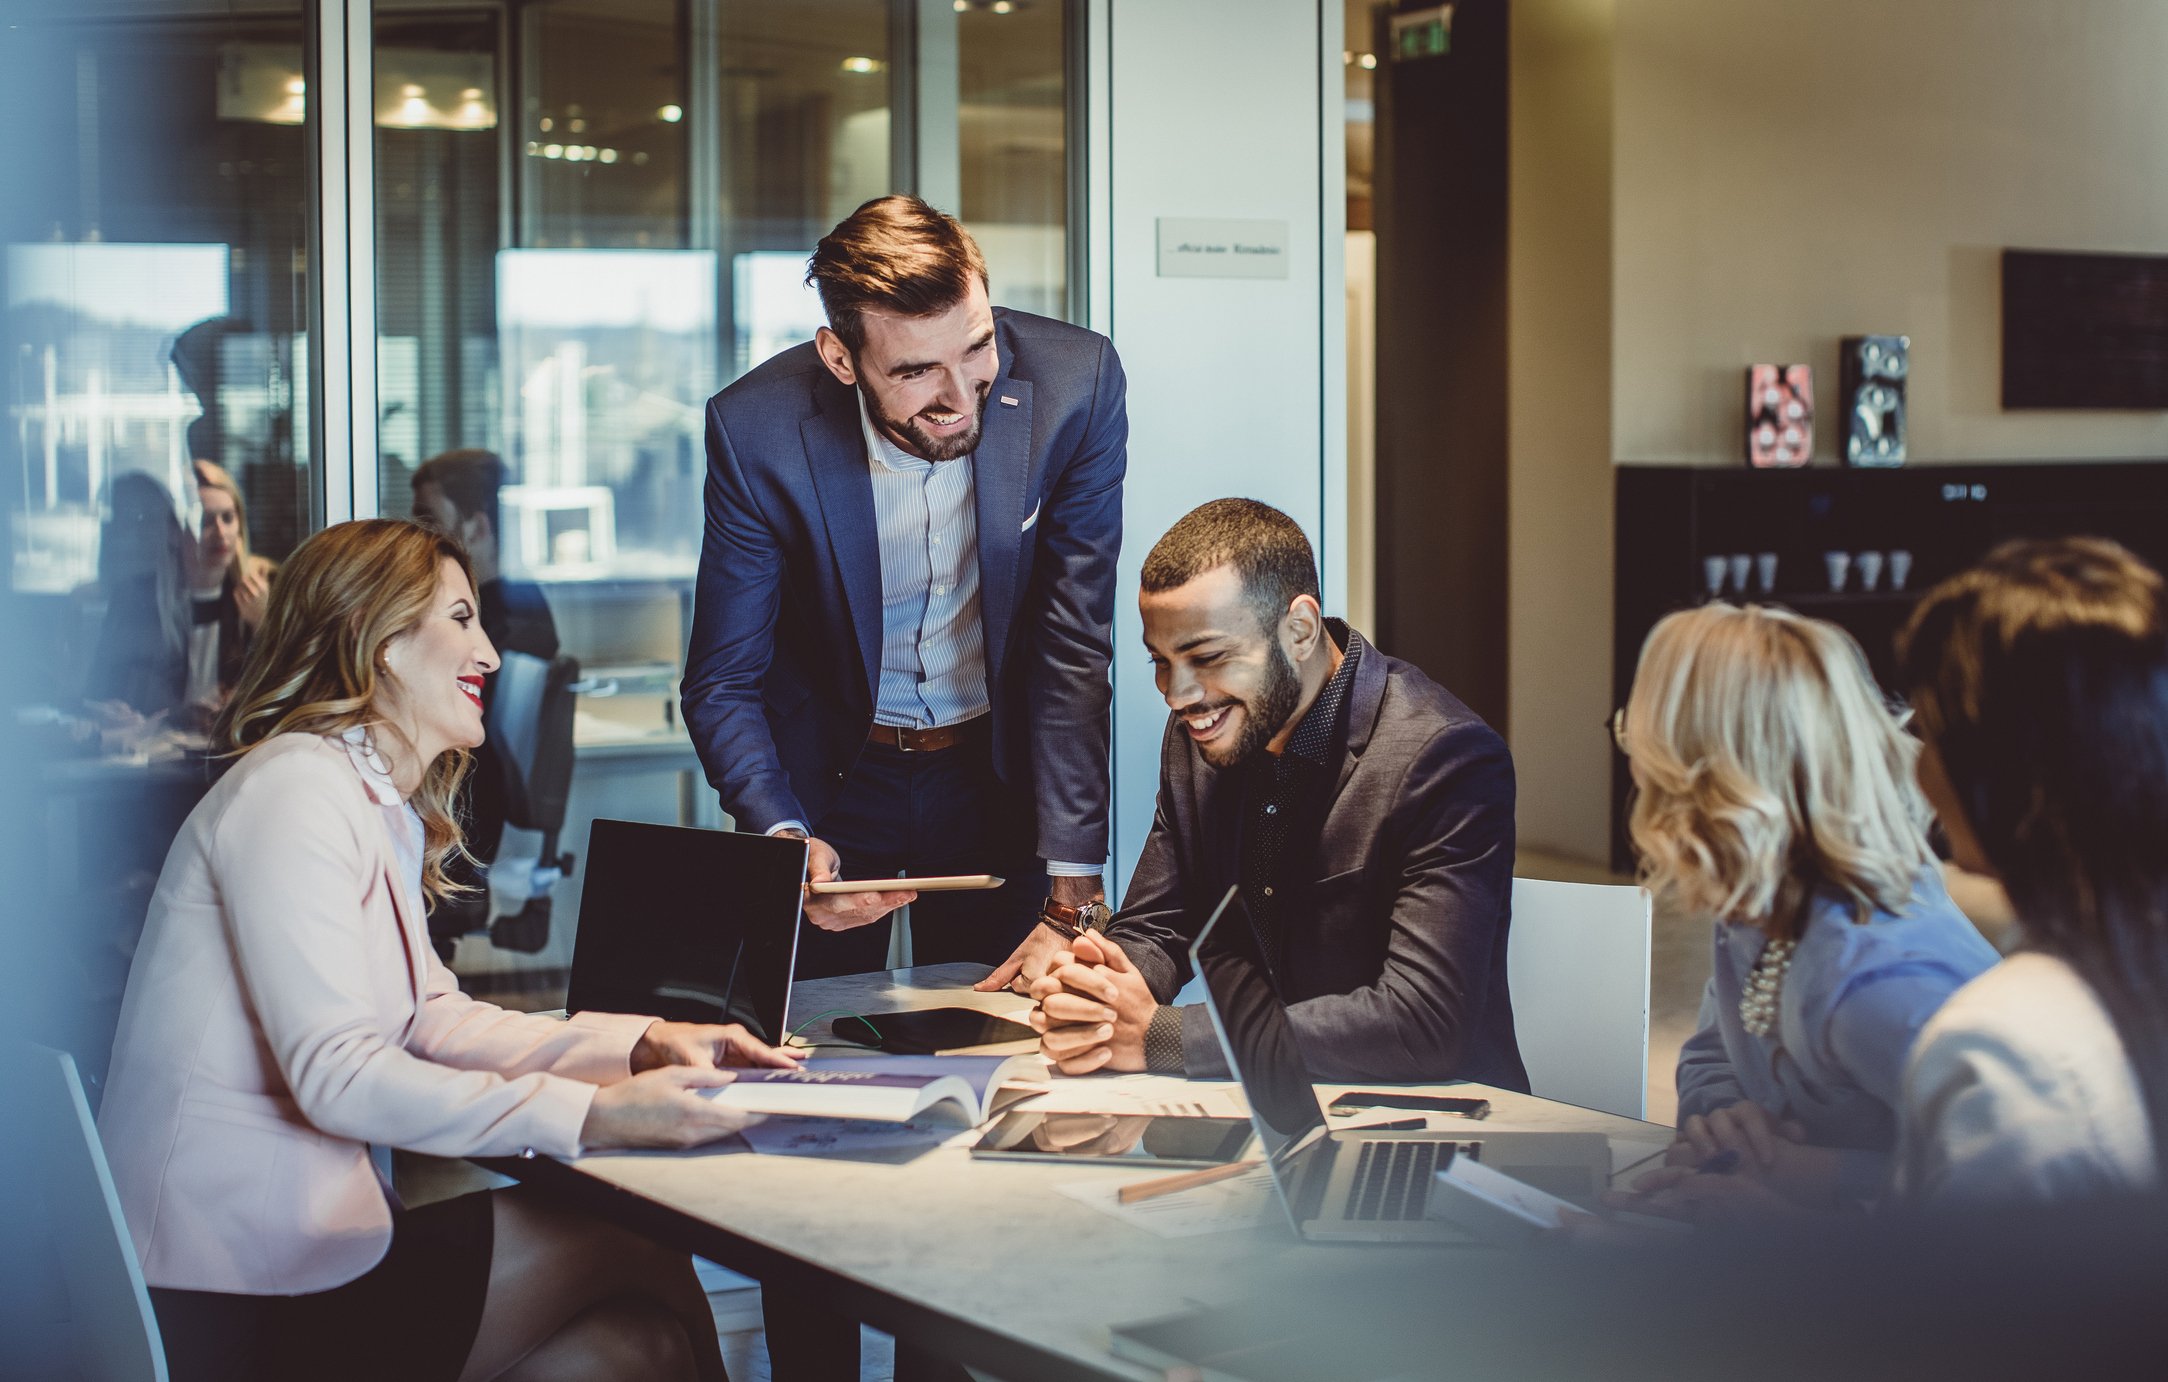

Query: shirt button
[1263,886,1275,897]
[1264,804,1278,815]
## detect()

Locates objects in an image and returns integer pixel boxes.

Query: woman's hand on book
[580,1066,760,1150]
[632,1020,804,1073]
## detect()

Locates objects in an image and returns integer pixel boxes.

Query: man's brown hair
[412,448,507,531]
[806,195,989,356]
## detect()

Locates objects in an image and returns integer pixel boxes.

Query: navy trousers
[764,730,1045,1382]
[791,731,1047,981]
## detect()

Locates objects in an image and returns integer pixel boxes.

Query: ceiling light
[840,56,882,74]
[953,0,967,9]
[400,83,424,98]
[1358,52,1377,69]
[285,76,306,95]
[658,104,683,123]
[599,148,619,163]
[542,143,563,158]
[993,0,1013,12]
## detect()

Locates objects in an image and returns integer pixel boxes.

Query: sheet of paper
[736,1115,975,1158]
[1054,1166,1278,1238]
[1009,1073,1247,1119]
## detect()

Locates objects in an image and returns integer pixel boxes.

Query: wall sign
[1156,218,1290,280]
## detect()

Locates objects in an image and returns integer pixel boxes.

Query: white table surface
[491,963,1674,1382]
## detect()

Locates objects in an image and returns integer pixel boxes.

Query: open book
[702,1054,1046,1125]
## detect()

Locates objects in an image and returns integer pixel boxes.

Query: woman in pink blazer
[99,519,792,1382]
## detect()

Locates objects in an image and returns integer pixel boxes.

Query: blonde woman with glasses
[1613,602,1997,1213]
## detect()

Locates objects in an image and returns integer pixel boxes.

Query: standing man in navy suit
[683,194,1126,995]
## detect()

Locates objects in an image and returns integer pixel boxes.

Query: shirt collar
[339,724,404,807]
[857,389,934,474]
[1281,621,1362,768]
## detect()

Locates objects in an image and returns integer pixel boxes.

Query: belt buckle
[895,724,920,752]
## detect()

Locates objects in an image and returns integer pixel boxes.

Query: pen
[1117,1159,1260,1205]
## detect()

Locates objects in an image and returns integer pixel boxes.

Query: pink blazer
[98,732,654,1295]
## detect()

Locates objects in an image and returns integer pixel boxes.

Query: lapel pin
[999,395,1019,407]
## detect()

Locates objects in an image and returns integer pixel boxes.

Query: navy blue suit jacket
[681,308,1127,865]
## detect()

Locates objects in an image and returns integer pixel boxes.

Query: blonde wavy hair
[214,519,477,903]
[1623,602,1933,939]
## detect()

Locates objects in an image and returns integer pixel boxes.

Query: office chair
[429,651,580,957]
[482,650,581,954]
[1,1042,170,1381]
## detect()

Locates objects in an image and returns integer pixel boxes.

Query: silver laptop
[1191,885,1611,1243]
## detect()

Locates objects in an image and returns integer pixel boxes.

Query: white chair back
[1505,879,1653,1120]
[2,1044,168,1381]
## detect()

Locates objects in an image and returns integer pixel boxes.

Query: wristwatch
[1038,896,1112,940]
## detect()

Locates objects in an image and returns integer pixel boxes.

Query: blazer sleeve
[1101,716,1194,1000]
[1674,978,1749,1121]
[1021,340,1127,866]
[212,753,609,1159]
[681,397,805,832]
[1277,720,1517,1083]
[410,949,651,1083]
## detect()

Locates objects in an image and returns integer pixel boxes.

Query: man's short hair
[411,448,507,528]
[806,195,990,356]
[1140,499,1321,635]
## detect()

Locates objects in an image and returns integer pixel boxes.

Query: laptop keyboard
[1344,1140,1449,1221]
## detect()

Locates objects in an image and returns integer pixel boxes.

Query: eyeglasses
[1606,707,1629,755]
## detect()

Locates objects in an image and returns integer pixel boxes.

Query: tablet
[828,1007,1036,1054]
[806,874,1004,895]
[970,1112,1255,1167]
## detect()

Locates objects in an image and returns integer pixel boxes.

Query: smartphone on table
[1324,1091,1490,1119]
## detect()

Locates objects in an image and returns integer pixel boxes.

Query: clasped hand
[579,1019,802,1151]
[1026,931,1156,1075]
[1601,1099,1841,1225]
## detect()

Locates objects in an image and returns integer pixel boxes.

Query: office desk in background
[483,964,1673,1382]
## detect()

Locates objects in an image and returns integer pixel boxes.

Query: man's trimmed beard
[1201,639,1304,769]
[865,382,990,462]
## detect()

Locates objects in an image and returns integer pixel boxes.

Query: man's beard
[1200,640,1305,770]
[867,385,989,462]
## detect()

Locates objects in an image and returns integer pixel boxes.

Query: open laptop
[1191,885,1611,1243]
[566,820,809,1046]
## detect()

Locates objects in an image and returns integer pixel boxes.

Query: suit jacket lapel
[973,368,1032,683]
[802,378,883,706]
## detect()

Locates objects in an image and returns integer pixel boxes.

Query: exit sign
[1390,5,1453,61]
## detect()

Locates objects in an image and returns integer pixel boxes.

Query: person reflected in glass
[411,448,562,956]
[1614,602,1995,1212]
[84,460,275,742]
[98,518,793,1382]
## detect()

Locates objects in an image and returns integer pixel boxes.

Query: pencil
[1117,1159,1261,1205]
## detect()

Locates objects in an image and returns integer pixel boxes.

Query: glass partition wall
[1,0,1075,1059]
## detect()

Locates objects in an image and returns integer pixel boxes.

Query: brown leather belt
[867,715,988,753]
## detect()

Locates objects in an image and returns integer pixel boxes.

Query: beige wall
[1509,0,1616,863]
[1615,0,2168,465]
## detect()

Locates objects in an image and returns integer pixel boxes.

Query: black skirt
[149,1188,496,1382]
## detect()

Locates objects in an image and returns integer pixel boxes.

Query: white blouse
[1895,951,2156,1206]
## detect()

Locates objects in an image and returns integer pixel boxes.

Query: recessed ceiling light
[658,104,683,123]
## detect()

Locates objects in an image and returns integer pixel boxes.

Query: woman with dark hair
[1892,535,2165,1204]
[99,519,795,1380]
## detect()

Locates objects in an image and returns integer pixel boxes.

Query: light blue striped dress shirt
[766,395,1097,876]
[859,394,991,731]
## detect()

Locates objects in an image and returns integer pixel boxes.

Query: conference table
[483,963,1674,1382]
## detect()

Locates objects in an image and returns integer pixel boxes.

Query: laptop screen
[566,820,808,1045]
[1191,885,1329,1162]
